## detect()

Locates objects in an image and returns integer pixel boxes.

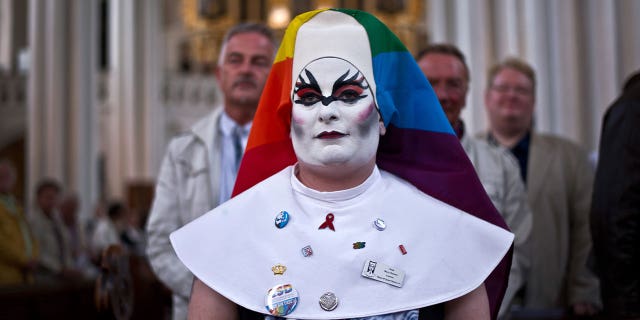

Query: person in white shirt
[91,201,127,257]
[145,22,277,320]
[171,9,513,320]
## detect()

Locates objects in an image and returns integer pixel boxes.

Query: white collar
[291,164,381,203]
[171,166,513,319]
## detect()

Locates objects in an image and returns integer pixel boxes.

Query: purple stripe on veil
[377,125,512,316]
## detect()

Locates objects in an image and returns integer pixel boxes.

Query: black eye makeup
[294,68,369,106]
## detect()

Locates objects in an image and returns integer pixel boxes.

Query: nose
[238,60,253,74]
[318,103,339,123]
[432,83,450,104]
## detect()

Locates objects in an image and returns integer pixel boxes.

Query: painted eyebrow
[332,69,369,95]
[293,69,321,95]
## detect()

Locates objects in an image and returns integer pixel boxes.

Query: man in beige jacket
[480,58,601,315]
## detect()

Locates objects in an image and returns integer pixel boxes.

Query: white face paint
[291,57,381,168]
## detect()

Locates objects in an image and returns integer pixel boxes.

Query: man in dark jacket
[590,70,640,319]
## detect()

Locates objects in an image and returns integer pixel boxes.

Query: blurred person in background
[121,209,146,257]
[0,159,38,285]
[480,58,601,316]
[590,70,640,319]
[91,201,128,261]
[145,22,277,320]
[59,193,98,279]
[417,44,533,319]
[28,178,81,283]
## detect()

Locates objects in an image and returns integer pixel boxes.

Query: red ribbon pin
[318,213,335,231]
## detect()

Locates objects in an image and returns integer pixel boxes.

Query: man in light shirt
[417,44,532,318]
[145,23,277,320]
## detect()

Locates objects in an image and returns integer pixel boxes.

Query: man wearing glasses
[481,58,601,316]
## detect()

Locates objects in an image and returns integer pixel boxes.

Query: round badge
[265,283,299,317]
[319,292,338,311]
[275,211,290,229]
[373,218,386,231]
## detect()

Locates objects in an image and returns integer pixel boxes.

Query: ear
[379,121,386,136]
[214,65,221,82]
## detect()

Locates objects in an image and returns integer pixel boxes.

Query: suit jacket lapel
[527,133,553,204]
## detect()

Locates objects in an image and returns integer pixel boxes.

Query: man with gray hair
[417,44,532,318]
[146,22,277,319]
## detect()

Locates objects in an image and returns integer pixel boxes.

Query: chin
[295,139,377,167]
[312,153,352,166]
[316,152,377,169]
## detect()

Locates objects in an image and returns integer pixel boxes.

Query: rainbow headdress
[233,8,511,318]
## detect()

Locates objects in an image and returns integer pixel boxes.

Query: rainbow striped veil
[233,8,511,318]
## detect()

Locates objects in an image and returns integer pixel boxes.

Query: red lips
[316,131,347,139]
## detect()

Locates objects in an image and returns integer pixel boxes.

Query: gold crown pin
[271,264,287,275]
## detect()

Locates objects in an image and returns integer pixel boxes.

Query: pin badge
[352,242,366,249]
[265,284,299,316]
[361,259,405,288]
[275,211,290,229]
[271,264,287,275]
[373,218,386,231]
[301,245,313,257]
[319,292,338,311]
[399,244,407,255]
[318,213,335,231]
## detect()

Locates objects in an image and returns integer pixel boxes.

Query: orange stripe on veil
[244,9,326,151]
[233,9,326,196]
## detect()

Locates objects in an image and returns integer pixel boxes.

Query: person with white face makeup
[171,9,514,320]
[291,58,383,191]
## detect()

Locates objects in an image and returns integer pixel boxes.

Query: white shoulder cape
[171,166,513,319]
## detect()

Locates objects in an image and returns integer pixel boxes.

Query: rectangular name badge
[361,259,405,288]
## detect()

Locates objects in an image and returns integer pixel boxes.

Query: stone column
[142,0,165,179]
[68,0,99,222]
[105,0,164,199]
[455,0,491,135]
[27,0,65,209]
[27,0,99,219]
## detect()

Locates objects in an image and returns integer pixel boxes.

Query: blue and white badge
[275,210,290,229]
[265,283,299,316]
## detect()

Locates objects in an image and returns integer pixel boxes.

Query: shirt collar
[291,164,381,203]
[219,111,252,137]
[512,131,531,154]
[486,130,531,149]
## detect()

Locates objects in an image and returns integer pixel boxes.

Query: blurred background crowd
[0,0,638,319]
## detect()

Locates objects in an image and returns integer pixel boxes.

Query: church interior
[0,0,638,319]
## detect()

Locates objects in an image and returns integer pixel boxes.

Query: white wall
[427,0,640,153]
